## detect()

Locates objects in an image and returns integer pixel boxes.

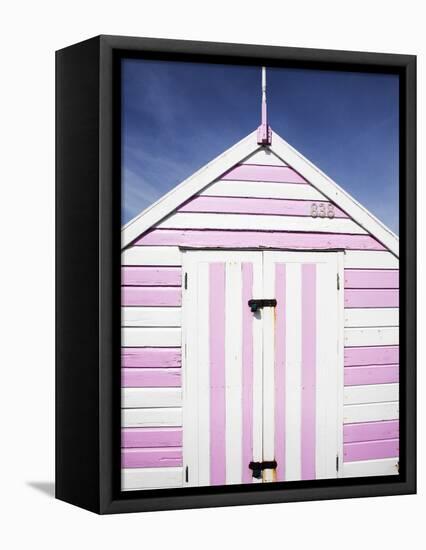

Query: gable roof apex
[122,129,399,257]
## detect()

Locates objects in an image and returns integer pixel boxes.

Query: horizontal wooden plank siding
[121,347,181,368]
[122,407,182,428]
[343,402,398,423]
[122,267,181,286]
[344,364,399,386]
[343,420,399,443]
[344,345,399,366]
[121,246,181,266]
[122,327,181,347]
[344,327,399,347]
[342,458,399,478]
[343,383,399,405]
[122,387,182,408]
[345,289,399,308]
[201,180,325,200]
[221,164,307,183]
[344,269,399,288]
[157,212,365,234]
[122,287,181,306]
[122,427,182,448]
[122,368,181,387]
[343,439,399,462]
[122,447,183,468]
[136,230,385,250]
[122,307,181,327]
[344,251,399,269]
[178,196,348,218]
[344,308,398,328]
[122,467,183,490]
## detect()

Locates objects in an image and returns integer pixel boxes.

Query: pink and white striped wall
[121,146,399,491]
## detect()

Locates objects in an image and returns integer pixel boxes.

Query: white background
[0,1,423,548]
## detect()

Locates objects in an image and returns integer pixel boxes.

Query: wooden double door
[182,250,343,486]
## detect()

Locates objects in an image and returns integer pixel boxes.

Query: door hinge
[337,273,340,290]
[185,465,189,483]
[336,454,339,472]
[184,272,188,289]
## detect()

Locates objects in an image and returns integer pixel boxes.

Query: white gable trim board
[121,130,399,491]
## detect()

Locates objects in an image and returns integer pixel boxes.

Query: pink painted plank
[121,347,181,368]
[122,368,181,387]
[121,286,181,306]
[345,289,399,308]
[221,164,307,183]
[178,196,348,218]
[274,264,286,482]
[122,447,183,468]
[343,439,399,462]
[242,263,254,484]
[122,267,181,286]
[122,428,182,448]
[344,269,399,289]
[343,421,399,443]
[301,264,316,480]
[344,346,399,366]
[344,364,399,386]
[136,230,385,251]
[209,263,226,485]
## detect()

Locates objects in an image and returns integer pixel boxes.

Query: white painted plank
[342,458,399,478]
[122,307,181,327]
[122,467,183,490]
[122,407,182,427]
[200,180,325,200]
[343,383,399,405]
[336,252,345,478]
[197,262,211,486]
[285,263,302,481]
[122,327,181,347]
[262,261,275,482]
[344,308,399,328]
[344,327,399,347]
[158,212,366,234]
[252,255,264,471]
[344,250,399,269]
[122,246,181,266]
[241,148,287,166]
[315,257,342,479]
[122,388,182,408]
[225,261,243,484]
[181,254,200,486]
[343,402,398,423]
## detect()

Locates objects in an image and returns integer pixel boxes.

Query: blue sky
[122,59,399,234]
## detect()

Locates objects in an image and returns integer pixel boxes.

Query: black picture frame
[56,34,416,514]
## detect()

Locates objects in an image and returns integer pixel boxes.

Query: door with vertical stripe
[182,250,343,486]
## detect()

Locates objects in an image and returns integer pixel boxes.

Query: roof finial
[257,66,272,145]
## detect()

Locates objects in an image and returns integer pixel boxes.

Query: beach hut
[121,69,399,491]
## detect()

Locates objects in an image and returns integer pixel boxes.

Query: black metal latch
[248,299,277,312]
[249,460,278,479]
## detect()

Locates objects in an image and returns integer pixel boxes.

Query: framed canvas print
[56,35,416,514]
